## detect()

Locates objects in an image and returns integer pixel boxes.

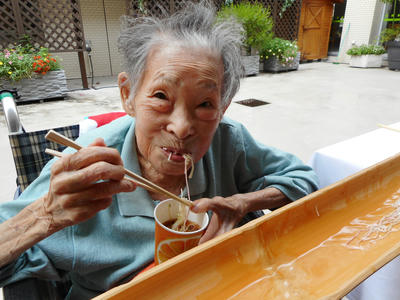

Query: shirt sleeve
[232,122,319,201]
[0,158,74,287]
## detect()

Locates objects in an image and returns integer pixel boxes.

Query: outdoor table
[308,122,400,300]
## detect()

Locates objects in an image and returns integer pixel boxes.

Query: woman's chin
[158,162,186,177]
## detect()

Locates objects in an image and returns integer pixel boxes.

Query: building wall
[338,0,385,63]
[56,0,126,80]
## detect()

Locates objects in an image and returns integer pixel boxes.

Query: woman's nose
[165,106,195,140]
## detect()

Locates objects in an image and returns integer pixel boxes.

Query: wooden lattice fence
[0,0,88,87]
[126,0,302,41]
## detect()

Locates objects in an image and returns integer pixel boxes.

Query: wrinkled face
[121,44,225,176]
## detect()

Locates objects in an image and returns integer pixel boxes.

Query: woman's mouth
[161,147,189,162]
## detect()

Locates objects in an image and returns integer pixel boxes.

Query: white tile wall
[57,0,126,79]
[338,0,385,63]
[104,0,125,75]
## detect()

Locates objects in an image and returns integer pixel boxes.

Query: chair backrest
[9,124,80,191]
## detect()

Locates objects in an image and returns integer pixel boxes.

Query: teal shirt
[0,115,318,298]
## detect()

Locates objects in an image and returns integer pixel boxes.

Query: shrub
[217,2,274,53]
[260,37,298,64]
[346,44,386,56]
[380,24,400,44]
[32,47,61,75]
[0,44,61,81]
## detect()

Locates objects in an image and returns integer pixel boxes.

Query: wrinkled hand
[191,195,247,244]
[43,138,136,232]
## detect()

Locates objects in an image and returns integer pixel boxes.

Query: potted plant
[260,37,300,72]
[380,25,400,70]
[346,44,386,68]
[378,0,400,70]
[0,39,67,103]
[217,2,274,76]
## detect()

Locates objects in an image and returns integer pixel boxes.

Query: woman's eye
[199,101,212,108]
[154,92,167,100]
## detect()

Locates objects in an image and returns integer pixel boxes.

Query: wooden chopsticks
[378,123,400,133]
[45,130,193,207]
[45,148,158,194]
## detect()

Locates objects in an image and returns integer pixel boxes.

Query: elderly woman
[0,1,318,298]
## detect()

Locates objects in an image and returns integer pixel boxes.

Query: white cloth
[308,122,400,300]
[78,118,98,136]
[309,122,400,188]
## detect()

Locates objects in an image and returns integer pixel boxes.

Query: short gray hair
[118,1,244,108]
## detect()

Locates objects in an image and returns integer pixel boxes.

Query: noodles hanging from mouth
[183,154,194,179]
[171,154,194,232]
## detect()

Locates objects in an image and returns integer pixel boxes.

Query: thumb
[191,198,213,213]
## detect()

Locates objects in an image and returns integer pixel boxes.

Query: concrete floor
[0,61,399,298]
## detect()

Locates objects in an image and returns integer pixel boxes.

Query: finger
[52,162,127,193]
[51,146,123,175]
[191,197,221,213]
[71,146,123,170]
[60,179,136,208]
[199,214,220,244]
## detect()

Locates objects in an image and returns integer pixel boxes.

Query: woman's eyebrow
[196,79,218,91]
[152,71,179,86]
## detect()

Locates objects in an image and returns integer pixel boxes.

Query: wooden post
[78,51,89,89]
[273,0,278,36]
[10,0,24,36]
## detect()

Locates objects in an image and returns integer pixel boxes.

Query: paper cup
[154,199,209,265]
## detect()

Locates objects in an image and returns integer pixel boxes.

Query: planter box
[261,52,300,73]
[242,55,260,76]
[387,41,400,71]
[349,55,383,68]
[0,70,68,103]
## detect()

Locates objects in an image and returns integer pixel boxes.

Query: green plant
[378,0,399,42]
[32,47,61,75]
[380,24,400,43]
[0,46,34,81]
[346,44,386,56]
[217,2,274,53]
[260,37,298,64]
[280,0,296,17]
[0,44,61,81]
[18,34,39,54]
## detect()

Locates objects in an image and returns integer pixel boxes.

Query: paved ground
[0,61,399,298]
[1,61,400,206]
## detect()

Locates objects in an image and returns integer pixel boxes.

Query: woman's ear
[118,72,135,116]
[219,99,231,121]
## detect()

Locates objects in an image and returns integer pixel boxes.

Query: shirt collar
[116,121,156,218]
[115,120,207,217]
